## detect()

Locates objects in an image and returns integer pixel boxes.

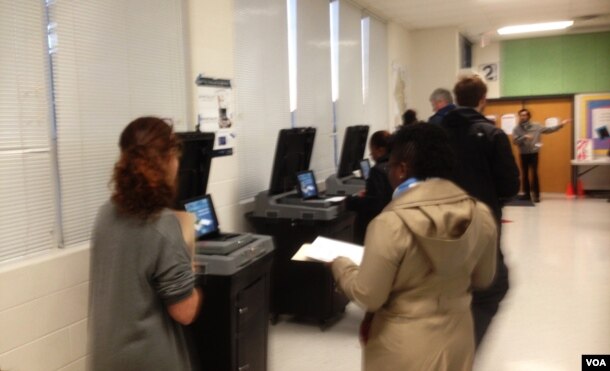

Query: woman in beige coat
[331,124,498,371]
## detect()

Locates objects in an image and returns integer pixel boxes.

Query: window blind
[0,0,56,261]
[235,0,291,200]
[48,0,188,246]
[361,16,370,117]
[366,16,389,134]
[295,0,334,180]
[336,0,365,155]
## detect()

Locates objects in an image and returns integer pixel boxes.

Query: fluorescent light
[497,21,574,35]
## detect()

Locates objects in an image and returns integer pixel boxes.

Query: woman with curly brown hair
[89,116,202,371]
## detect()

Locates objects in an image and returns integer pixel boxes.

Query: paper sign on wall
[500,114,517,135]
[196,75,234,156]
[545,117,560,128]
[479,63,498,81]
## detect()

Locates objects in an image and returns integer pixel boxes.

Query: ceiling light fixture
[497,21,574,35]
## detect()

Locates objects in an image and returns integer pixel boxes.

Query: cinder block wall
[0,246,90,371]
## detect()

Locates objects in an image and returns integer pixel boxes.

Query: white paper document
[292,236,364,265]
[545,117,560,128]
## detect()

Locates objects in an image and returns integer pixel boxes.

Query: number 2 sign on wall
[479,63,498,81]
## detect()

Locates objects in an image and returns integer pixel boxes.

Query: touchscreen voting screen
[174,132,215,207]
[268,127,316,195]
[337,125,369,178]
[183,195,219,239]
[296,170,319,199]
[359,159,371,179]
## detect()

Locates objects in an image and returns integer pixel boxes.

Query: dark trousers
[520,153,539,198]
[472,225,509,348]
[472,277,508,347]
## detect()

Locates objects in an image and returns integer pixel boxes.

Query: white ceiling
[350,0,610,42]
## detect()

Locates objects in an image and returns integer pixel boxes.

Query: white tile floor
[268,195,610,371]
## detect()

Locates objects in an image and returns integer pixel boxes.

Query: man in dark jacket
[440,75,520,348]
[428,88,456,125]
[346,130,393,245]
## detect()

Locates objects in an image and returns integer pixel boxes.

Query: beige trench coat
[332,178,497,371]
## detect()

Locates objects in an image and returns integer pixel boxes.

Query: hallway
[268,195,610,371]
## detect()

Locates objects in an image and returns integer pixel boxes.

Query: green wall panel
[502,39,531,95]
[501,32,610,97]
[562,35,595,92]
[593,33,610,91]
[529,38,562,94]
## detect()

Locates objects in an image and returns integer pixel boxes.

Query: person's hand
[174,210,196,257]
[560,118,572,127]
[524,134,534,140]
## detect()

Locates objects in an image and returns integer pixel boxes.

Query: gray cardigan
[89,202,195,371]
[512,121,562,154]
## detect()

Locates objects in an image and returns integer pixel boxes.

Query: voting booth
[247,128,353,328]
[325,125,369,196]
[176,131,274,371]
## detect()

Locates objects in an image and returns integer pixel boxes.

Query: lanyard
[392,177,421,199]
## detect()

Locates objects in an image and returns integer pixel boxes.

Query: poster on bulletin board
[575,93,610,157]
[196,75,235,156]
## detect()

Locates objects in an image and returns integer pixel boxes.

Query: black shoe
[518,194,531,201]
[533,196,540,203]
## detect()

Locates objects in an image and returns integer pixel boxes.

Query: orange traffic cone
[565,182,575,198]
[576,180,585,197]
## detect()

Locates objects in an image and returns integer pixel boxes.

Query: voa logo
[584,357,608,368]
[583,355,610,370]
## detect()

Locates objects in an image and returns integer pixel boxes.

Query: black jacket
[440,108,520,222]
[346,154,393,245]
[440,107,520,299]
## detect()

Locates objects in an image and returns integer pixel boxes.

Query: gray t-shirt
[89,201,195,371]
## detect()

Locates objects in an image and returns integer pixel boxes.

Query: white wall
[387,23,413,129]
[409,27,460,120]
[0,246,90,371]
[186,0,254,232]
[472,41,501,98]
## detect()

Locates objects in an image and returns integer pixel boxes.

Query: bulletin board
[575,93,610,157]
